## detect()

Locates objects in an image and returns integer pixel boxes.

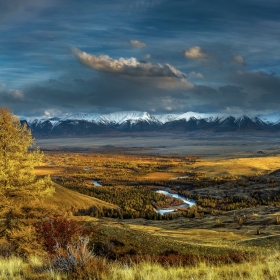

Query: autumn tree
[0,107,54,204]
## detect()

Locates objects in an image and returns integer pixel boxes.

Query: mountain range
[21,111,280,136]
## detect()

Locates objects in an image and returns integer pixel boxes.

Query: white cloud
[7,89,25,100]
[129,40,147,48]
[43,109,62,117]
[72,47,187,79]
[0,83,6,87]
[184,46,209,60]
[143,54,151,59]
[234,55,246,66]
[188,71,204,79]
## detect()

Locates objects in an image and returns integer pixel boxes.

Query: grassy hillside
[43,183,118,214]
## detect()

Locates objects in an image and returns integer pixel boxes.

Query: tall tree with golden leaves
[0,107,54,204]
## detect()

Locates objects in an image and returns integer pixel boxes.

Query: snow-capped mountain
[258,112,280,124]
[21,111,280,136]
[99,111,158,126]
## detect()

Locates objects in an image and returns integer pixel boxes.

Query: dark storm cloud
[232,71,280,94]
[0,73,192,116]
[1,68,280,116]
[186,84,248,113]
[230,71,280,110]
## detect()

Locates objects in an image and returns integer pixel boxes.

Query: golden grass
[34,166,67,175]
[0,251,279,280]
[170,155,280,177]
[103,254,280,280]
[126,224,247,244]
[142,172,182,180]
[0,257,25,279]
[43,184,117,213]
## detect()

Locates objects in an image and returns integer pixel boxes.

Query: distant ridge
[20,111,280,136]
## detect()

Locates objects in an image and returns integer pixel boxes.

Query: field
[2,134,280,279]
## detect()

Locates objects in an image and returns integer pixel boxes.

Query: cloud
[0,83,6,88]
[143,54,151,59]
[8,89,25,100]
[0,89,25,102]
[184,46,209,60]
[3,75,192,116]
[233,55,246,66]
[232,71,280,92]
[188,71,204,79]
[129,40,147,48]
[72,47,187,79]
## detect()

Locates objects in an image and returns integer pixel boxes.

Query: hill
[43,183,118,214]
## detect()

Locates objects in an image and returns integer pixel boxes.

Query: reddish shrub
[35,217,87,254]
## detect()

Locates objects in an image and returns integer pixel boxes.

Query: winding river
[155,190,196,215]
[93,180,102,186]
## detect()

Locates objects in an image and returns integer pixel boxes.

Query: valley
[2,134,280,279]
[34,137,280,237]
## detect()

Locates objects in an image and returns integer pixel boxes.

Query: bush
[35,217,87,254]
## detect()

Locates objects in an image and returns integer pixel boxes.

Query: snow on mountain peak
[22,110,280,127]
[100,111,152,124]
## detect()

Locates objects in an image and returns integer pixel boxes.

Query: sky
[1,0,280,117]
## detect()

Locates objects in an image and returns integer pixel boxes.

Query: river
[155,190,196,215]
[93,180,102,186]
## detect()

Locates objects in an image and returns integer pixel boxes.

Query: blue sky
[1,0,280,117]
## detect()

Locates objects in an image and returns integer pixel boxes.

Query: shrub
[35,217,87,254]
[51,236,93,272]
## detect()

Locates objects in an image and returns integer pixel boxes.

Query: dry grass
[0,257,25,279]
[0,250,279,279]
[34,166,68,176]
[142,172,182,180]
[103,252,280,280]
[43,184,117,214]
[189,156,280,177]
[125,224,247,244]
